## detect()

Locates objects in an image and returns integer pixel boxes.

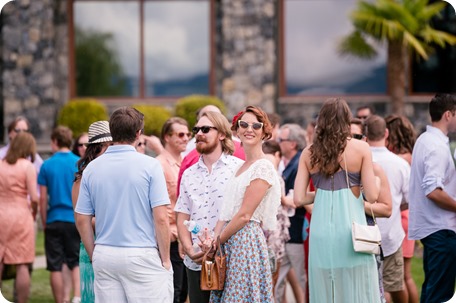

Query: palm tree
[339,0,456,114]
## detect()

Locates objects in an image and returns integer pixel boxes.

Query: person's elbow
[153,207,170,227]
[238,212,252,225]
[381,204,392,218]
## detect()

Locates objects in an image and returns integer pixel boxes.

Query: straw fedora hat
[87,121,112,144]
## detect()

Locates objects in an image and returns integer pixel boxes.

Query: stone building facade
[0,0,452,144]
[1,0,68,143]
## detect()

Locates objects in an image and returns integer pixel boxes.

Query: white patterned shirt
[175,153,244,271]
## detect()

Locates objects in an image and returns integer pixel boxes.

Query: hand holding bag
[343,153,382,255]
[200,236,226,291]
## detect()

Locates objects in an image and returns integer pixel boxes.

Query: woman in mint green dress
[71,121,113,303]
[294,98,381,302]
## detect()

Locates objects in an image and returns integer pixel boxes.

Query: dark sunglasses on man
[192,126,217,134]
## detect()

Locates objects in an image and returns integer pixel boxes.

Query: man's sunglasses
[238,120,263,130]
[172,132,192,138]
[352,134,364,140]
[192,126,217,134]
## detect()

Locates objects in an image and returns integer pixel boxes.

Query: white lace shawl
[219,158,281,230]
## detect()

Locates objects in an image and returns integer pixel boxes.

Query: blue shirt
[75,145,170,248]
[38,151,79,224]
[409,125,456,240]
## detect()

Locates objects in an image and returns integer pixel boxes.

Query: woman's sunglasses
[172,132,192,138]
[192,126,217,134]
[238,120,263,130]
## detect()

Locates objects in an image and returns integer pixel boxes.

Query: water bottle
[183,220,203,236]
[286,189,296,217]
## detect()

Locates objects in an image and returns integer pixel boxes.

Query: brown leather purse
[200,236,226,291]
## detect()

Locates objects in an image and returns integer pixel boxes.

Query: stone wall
[1,0,68,143]
[217,0,278,116]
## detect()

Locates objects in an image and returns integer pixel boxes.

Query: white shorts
[93,245,173,303]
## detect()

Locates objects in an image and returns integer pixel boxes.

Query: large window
[281,0,456,97]
[282,0,387,96]
[70,0,211,98]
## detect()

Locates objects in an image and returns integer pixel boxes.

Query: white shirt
[409,125,456,240]
[219,158,281,231]
[175,153,244,271]
[371,146,409,257]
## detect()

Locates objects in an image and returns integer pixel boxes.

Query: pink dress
[0,159,35,264]
[401,209,415,258]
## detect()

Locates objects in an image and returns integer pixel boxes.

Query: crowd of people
[0,93,455,303]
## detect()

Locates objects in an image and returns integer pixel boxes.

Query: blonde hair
[5,132,36,164]
[201,111,235,155]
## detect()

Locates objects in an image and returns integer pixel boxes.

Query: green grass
[411,256,424,294]
[1,256,425,302]
[4,229,428,302]
[36,230,45,256]
[2,269,52,303]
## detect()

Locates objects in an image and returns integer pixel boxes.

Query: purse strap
[343,152,377,224]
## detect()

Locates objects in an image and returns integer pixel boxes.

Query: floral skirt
[210,221,273,303]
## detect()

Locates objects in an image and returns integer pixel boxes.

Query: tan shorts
[382,246,404,292]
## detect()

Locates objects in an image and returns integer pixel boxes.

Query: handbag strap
[343,152,377,224]
[203,236,225,262]
[216,236,225,257]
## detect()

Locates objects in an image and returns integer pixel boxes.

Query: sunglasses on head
[238,120,263,130]
[172,132,192,138]
[352,134,364,140]
[14,128,29,133]
[192,126,217,134]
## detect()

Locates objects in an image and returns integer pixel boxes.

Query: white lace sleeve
[244,159,281,230]
[243,159,277,187]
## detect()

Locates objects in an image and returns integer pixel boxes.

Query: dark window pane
[74,1,140,97]
[285,0,387,95]
[144,1,209,97]
[412,3,456,93]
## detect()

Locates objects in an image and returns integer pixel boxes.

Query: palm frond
[338,31,378,60]
[417,1,446,21]
[403,31,428,59]
[420,26,456,47]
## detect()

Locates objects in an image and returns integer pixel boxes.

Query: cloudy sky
[75,0,386,93]
[285,0,387,93]
[74,1,209,82]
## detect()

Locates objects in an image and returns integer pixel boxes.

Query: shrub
[57,99,109,138]
[174,95,226,128]
[133,104,172,136]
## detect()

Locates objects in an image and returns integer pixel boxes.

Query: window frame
[68,0,215,102]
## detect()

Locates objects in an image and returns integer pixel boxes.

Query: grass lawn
[2,269,51,303]
[1,230,426,302]
[1,258,425,302]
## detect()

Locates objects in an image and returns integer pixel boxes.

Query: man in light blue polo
[75,107,173,302]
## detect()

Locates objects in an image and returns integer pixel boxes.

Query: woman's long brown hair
[310,98,351,177]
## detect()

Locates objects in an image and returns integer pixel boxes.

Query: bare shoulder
[346,138,370,155]
[300,146,312,164]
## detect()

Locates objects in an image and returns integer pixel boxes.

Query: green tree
[339,0,456,114]
[75,27,126,96]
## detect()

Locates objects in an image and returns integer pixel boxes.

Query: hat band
[89,133,111,143]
